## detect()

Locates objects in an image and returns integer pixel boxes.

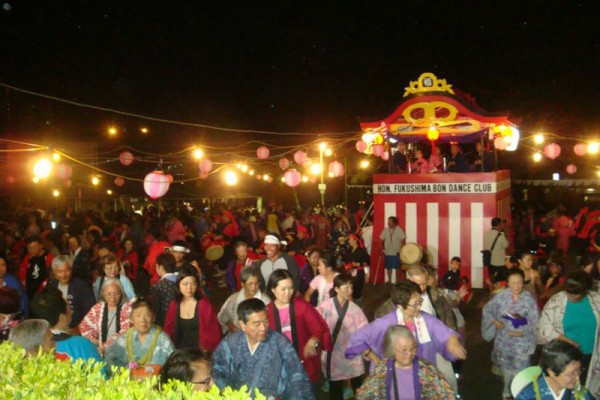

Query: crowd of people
[0,201,599,399]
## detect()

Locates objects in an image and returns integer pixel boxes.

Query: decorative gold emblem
[403,72,455,97]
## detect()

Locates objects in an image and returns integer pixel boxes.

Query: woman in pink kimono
[552,211,576,256]
[318,273,368,400]
[411,149,430,174]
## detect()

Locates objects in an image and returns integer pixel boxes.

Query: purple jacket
[345,310,458,367]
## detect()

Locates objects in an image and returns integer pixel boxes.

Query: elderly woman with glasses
[79,278,133,353]
[482,268,539,400]
[356,325,455,399]
[346,280,466,383]
[516,339,594,399]
[538,270,600,398]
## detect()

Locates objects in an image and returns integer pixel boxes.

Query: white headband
[170,245,190,253]
[264,235,287,246]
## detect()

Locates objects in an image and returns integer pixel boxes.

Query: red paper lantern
[494,137,507,151]
[372,144,384,157]
[328,161,345,177]
[55,164,72,180]
[166,174,173,183]
[544,143,561,160]
[119,151,134,166]
[198,158,214,173]
[114,176,125,187]
[5,176,15,184]
[283,169,301,187]
[382,151,390,161]
[63,179,72,188]
[257,146,270,160]
[143,171,170,199]
[356,140,367,153]
[279,158,290,170]
[566,164,577,175]
[294,151,307,166]
[574,143,587,156]
[199,171,209,180]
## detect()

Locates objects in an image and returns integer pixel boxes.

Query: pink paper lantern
[143,171,170,199]
[119,151,134,166]
[328,161,345,177]
[55,164,72,180]
[544,143,561,160]
[283,169,301,187]
[166,174,173,183]
[294,151,307,166]
[356,140,367,153]
[63,179,72,188]
[279,158,290,170]
[566,164,577,175]
[199,171,209,180]
[574,143,587,156]
[114,176,125,187]
[372,144,384,157]
[257,146,270,160]
[198,158,214,173]
[382,151,390,161]
[494,137,507,151]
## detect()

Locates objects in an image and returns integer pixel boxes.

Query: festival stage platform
[370,170,511,288]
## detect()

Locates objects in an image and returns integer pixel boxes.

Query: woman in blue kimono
[482,268,539,400]
[516,339,594,399]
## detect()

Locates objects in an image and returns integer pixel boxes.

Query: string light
[360,160,370,169]
[92,176,100,186]
[533,134,544,144]
[33,159,52,179]
[224,170,238,186]
[52,189,60,197]
[532,152,542,162]
[193,148,204,160]
[588,142,599,154]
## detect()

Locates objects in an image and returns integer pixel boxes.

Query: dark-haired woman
[317,274,368,400]
[115,239,139,281]
[516,339,594,399]
[266,269,333,385]
[299,248,321,296]
[344,234,369,305]
[539,271,600,397]
[304,256,338,307]
[104,298,174,374]
[160,348,214,392]
[164,267,221,352]
[482,268,539,399]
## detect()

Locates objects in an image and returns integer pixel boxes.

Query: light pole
[318,142,327,206]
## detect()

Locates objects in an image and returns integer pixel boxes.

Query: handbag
[481,231,502,266]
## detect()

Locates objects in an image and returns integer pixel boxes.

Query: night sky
[2,1,600,144]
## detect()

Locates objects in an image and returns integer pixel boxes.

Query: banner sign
[373,180,510,195]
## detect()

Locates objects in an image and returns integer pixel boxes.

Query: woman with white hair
[79,278,133,353]
[356,325,455,399]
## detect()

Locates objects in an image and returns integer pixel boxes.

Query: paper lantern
[328,161,345,177]
[494,137,507,150]
[544,143,561,160]
[574,143,587,156]
[63,179,72,188]
[283,169,301,187]
[356,140,367,153]
[114,176,125,187]
[166,174,173,183]
[566,164,577,175]
[382,151,390,161]
[309,176,317,184]
[257,146,270,160]
[294,151,307,166]
[279,158,290,170]
[427,127,439,141]
[199,171,209,180]
[119,151,134,166]
[372,144,384,157]
[143,171,170,199]
[5,176,15,184]
[198,158,214,173]
[55,164,72,180]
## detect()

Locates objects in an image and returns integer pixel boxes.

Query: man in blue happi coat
[212,298,314,400]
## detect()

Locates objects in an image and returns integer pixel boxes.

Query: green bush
[0,341,265,399]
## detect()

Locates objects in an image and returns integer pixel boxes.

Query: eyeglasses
[395,346,417,355]
[562,368,581,379]
[191,377,213,386]
[407,300,423,308]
